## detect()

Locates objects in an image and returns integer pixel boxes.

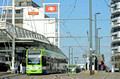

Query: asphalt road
[0,71,120,79]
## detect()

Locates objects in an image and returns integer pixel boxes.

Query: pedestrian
[14,62,18,74]
[17,63,20,73]
[20,62,22,73]
[22,61,26,74]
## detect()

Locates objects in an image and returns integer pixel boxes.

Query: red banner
[46,6,57,12]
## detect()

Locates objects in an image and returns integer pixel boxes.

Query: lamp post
[12,0,15,73]
[96,28,101,55]
[98,37,103,54]
[89,0,92,75]
[96,28,101,71]
[95,13,100,56]
[83,54,87,70]
[95,13,100,71]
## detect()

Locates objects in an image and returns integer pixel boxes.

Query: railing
[0,21,50,44]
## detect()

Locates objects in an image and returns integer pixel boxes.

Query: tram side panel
[43,50,67,74]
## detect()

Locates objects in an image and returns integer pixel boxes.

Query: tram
[26,49,68,74]
[67,64,81,73]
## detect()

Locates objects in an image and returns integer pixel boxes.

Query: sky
[0,0,111,68]
[37,0,111,68]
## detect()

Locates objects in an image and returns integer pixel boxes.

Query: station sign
[28,12,39,15]
[46,6,57,12]
[28,9,39,15]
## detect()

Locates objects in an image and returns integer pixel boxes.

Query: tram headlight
[38,67,41,70]
[27,67,30,70]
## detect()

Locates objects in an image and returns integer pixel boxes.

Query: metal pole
[12,0,15,72]
[87,31,89,70]
[69,46,71,65]
[95,14,100,71]
[89,0,93,75]
[98,37,102,54]
[95,14,97,71]
[98,38,100,54]
[96,28,99,71]
[40,0,41,7]
[96,29,98,55]
[95,13,100,55]
[58,3,60,48]
[97,29,101,71]
[72,48,73,64]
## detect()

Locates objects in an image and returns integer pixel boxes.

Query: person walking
[22,61,26,74]
[17,63,20,73]
[14,62,18,74]
[20,62,22,74]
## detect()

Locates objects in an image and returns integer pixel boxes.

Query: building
[1,0,58,45]
[0,0,64,69]
[110,0,120,70]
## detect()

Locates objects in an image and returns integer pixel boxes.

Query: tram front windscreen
[69,65,76,72]
[27,50,41,65]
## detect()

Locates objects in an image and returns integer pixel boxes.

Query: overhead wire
[23,18,109,21]
[103,0,110,7]
[63,0,77,24]
[60,0,85,51]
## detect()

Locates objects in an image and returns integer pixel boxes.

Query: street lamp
[95,13,100,71]
[96,28,101,54]
[95,13,100,56]
[83,54,87,70]
[96,28,101,71]
[98,37,103,54]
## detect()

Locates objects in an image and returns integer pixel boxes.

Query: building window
[20,10,23,13]
[27,2,31,6]
[15,10,23,14]
[9,10,12,14]
[16,10,20,14]
[113,5,118,11]
[113,49,118,54]
[113,20,117,25]
[113,35,117,39]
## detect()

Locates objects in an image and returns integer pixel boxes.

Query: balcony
[111,9,120,15]
[111,36,120,43]
[112,23,120,28]
[110,1,120,8]
[111,16,120,22]
[111,46,120,51]
[111,38,120,43]
[111,31,120,36]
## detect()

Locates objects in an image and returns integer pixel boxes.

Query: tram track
[53,74,79,79]
[104,72,110,79]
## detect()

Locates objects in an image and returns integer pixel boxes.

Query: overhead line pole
[58,3,60,48]
[40,0,41,7]
[12,0,15,72]
[69,46,71,65]
[87,31,89,70]
[72,48,73,64]
[89,0,93,75]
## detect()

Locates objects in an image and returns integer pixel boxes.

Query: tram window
[42,56,46,66]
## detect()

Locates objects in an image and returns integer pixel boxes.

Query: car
[115,68,119,72]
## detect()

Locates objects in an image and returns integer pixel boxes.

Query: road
[0,71,120,79]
